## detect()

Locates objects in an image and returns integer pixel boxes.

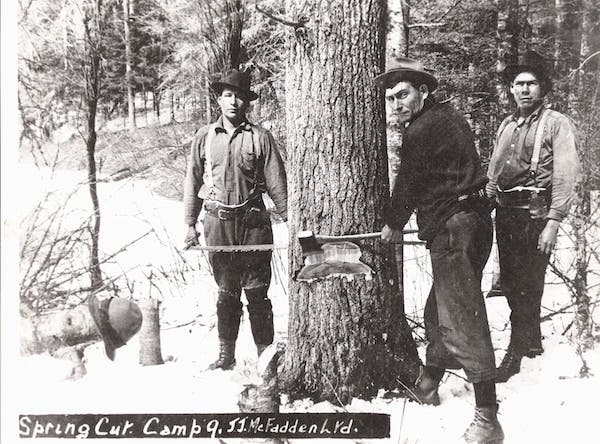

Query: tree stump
[138,297,164,366]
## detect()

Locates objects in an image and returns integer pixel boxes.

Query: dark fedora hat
[211,69,259,101]
[375,58,438,92]
[503,50,552,90]
[88,295,143,361]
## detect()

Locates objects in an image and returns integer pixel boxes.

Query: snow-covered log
[20,303,100,380]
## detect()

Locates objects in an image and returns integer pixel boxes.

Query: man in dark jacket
[183,70,288,370]
[376,58,503,444]
[487,51,581,382]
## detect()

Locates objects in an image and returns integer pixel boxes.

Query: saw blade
[186,244,287,252]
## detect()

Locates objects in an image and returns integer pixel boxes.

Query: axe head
[298,230,322,256]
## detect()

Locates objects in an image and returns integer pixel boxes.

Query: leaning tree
[281,0,421,402]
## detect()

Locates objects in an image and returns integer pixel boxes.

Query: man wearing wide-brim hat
[487,50,581,383]
[182,69,288,370]
[376,58,503,444]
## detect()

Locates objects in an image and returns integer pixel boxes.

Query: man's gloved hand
[184,225,199,249]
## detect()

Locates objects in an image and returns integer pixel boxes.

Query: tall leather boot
[462,404,504,444]
[209,291,242,370]
[208,339,236,370]
[406,365,443,406]
[495,345,523,383]
[245,287,274,356]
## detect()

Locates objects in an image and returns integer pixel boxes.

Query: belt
[457,188,486,202]
[497,189,549,208]
[204,199,258,221]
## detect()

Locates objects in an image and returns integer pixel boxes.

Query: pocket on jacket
[238,143,256,176]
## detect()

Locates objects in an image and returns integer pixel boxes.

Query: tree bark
[282,0,420,403]
[123,0,137,130]
[554,0,581,112]
[495,0,519,114]
[227,0,243,70]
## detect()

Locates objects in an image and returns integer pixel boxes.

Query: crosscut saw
[184,229,422,253]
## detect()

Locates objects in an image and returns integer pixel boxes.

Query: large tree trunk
[282,0,421,403]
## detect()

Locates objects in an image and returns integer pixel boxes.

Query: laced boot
[208,339,236,370]
[462,404,504,444]
[406,367,441,406]
[495,346,523,383]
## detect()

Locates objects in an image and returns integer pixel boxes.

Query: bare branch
[255,4,307,29]
[569,51,600,78]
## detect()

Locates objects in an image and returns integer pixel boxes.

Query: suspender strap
[249,128,262,197]
[530,108,550,177]
[203,123,218,195]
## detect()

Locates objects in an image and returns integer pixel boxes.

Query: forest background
[2,0,600,441]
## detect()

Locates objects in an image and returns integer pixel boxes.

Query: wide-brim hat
[502,50,552,89]
[375,58,438,92]
[88,295,143,361]
[211,69,259,101]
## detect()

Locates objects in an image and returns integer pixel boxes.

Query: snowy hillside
[3,165,600,444]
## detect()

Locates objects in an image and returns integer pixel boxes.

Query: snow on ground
[4,165,600,444]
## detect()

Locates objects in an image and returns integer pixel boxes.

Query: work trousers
[496,207,550,355]
[203,210,274,345]
[425,209,496,383]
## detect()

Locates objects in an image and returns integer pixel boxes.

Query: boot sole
[208,360,236,371]
[405,390,440,406]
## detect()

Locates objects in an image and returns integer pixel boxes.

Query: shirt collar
[510,103,545,124]
[215,115,251,133]
[407,96,436,125]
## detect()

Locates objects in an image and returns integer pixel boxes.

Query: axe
[297,229,422,256]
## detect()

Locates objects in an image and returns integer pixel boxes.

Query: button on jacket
[486,105,581,221]
[384,98,489,242]
[183,117,288,226]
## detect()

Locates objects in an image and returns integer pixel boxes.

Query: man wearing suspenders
[487,51,581,383]
[183,70,288,370]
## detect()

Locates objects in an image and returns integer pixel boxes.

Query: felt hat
[502,50,552,91]
[375,58,438,92]
[211,69,259,101]
[88,295,143,361]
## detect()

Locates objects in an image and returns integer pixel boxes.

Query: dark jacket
[385,98,488,242]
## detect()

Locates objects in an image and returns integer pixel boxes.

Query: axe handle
[314,229,418,243]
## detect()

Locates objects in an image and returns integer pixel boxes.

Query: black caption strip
[19,413,390,439]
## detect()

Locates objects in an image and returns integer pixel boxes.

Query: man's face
[510,72,543,113]
[217,87,249,123]
[385,81,428,124]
